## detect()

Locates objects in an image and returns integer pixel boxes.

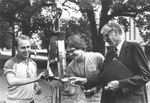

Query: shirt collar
[15,54,30,63]
[116,39,124,54]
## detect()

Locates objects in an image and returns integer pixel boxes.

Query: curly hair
[66,35,86,51]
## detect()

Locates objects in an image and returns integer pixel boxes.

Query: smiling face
[66,35,86,61]
[16,39,31,60]
[66,47,83,61]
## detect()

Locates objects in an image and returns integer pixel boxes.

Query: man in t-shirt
[3,35,45,103]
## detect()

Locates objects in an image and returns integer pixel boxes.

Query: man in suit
[69,22,150,103]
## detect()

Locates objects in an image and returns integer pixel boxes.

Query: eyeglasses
[103,29,115,41]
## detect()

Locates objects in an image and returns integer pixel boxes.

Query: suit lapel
[103,41,128,68]
[103,48,115,67]
[118,41,128,62]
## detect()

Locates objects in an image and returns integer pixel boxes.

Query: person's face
[16,39,31,60]
[66,47,82,60]
[103,29,119,47]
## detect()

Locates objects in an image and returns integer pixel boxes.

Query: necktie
[113,47,118,59]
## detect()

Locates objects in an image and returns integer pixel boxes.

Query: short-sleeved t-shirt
[3,54,37,103]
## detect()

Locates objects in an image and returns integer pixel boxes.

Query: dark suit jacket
[84,41,150,103]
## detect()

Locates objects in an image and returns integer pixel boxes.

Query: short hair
[66,35,86,51]
[14,35,30,48]
[101,22,123,36]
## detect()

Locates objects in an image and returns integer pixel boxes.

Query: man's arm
[69,77,87,85]
[119,43,150,94]
[5,71,44,87]
[68,75,102,90]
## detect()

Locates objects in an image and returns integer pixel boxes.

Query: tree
[134,12,150,42]
[0,0,33,56]
[0,22,12,49]
[1,0,150,56]
[0,0,58,56]
[65,0,150,55]
[100,0,150,54]
[61,16,92,51]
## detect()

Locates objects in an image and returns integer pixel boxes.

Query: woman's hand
[35,86,42,95]
[68,77,87,86]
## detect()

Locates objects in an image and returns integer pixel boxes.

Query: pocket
[88,65,99,76]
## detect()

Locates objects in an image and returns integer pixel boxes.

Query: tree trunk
[86,9,99,52]
[9,22,16,57]
[98,0,112,56]
[22,22,31,37]
[12,32,16,57]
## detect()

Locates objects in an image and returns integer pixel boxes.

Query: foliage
[0,0,30,23]
[116,16,130,33]
[0,0,59,53]
[1,0,150,55]
[107,0,150,42]
[66,0,150,54]
[61,16,92,51]
[134,12,150,42]
[0,0,32,56]
[0,22,12,49]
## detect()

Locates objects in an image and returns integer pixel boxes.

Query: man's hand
[104,80,120,91]
[35,86,42,95]
[37,72,45,81]
[68,77,87,86]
